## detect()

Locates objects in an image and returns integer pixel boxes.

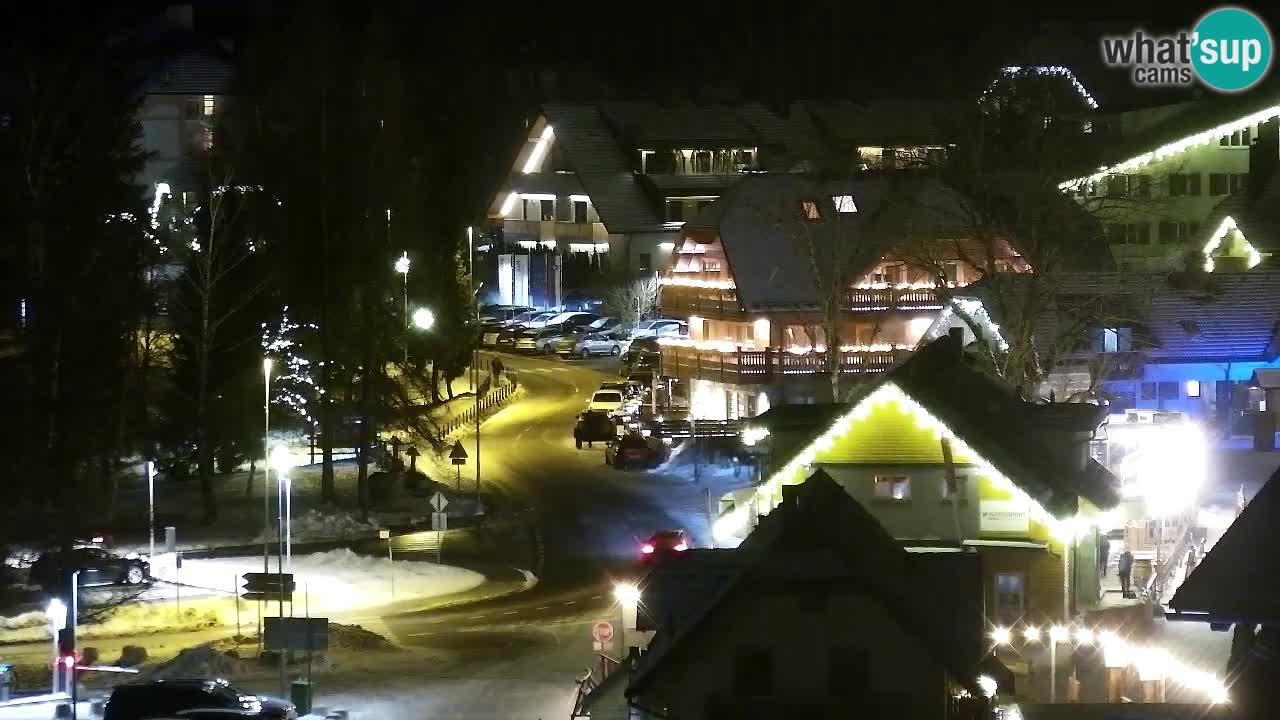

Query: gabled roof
[629,470,989,698]
[981,271,1280,364]
[1169,466,1280,624]
[1196,175,1280,261]
[690,173,983,310]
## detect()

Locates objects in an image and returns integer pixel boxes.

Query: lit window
[832,194,858,213]
[801,201,821,220]
[1103,328,1118,352]
[1186,380,1202,398]
[873,476,910,501]
[202,95,215,116]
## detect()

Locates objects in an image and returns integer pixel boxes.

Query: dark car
[619,350,660,378]
[640,530,690,563]
[574,410,618,448]
[104,679,296,720]
[605,433,662,469]
[28,547,150,591]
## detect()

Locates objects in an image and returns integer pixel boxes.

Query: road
[312,352,749,718]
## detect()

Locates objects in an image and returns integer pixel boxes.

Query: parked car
[619,350,661,377]
[479,305,533,324]
[104,679,297,720]
[570,332,626,358]
[605,433,663,469]
[28,547,150,591]
[554,312,600,332]
[629,319,688,339]
[523,311,561,329]
[587,389,626,414]
[574,410,618,448]
[495,325,527,350]
[640,529,690,562]
[584,316,623,336]
[599,380,641,399]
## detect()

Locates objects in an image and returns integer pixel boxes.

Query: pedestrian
[1099,536,1111,577]
[1118,549,1134,598]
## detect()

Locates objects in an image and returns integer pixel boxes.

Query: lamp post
[270,446,296,570]
[45,599,66,692]
[395,252,410,364]
[146,461,156,562]
[613,582,640,660]
[262,358,272,574]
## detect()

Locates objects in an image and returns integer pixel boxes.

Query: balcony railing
[845,287,945,312]
[661,345,911,384]
[661,286,742,317]
[502,219,608,245]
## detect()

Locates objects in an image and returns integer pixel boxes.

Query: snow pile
[145,645,240,680]
[328,623,395,651]
[0,610,45,631]
[253,509,381,543]
[177,549,484,612]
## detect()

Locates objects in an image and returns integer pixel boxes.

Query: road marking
[536,605,552,610]
[590,594,603,600]
[562,601,577,605]
[503,610,518,615]
[467,615,485,619]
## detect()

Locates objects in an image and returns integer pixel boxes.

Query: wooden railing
[845,287,945,312]
[661,345,911,384]
[660,286,743,317]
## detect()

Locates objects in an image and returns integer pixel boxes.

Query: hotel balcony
[845,286,945,312]
[660,343,912,385]
[661,283,946,320]
[502,219,609,250]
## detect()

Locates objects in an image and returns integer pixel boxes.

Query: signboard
[264,617,328,652]
[591,621,614,644]
[449,440,468,466]
[980,499,1031,533]
[430,492,449,512]
[431,512,448,531]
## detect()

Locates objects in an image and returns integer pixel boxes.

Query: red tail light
[641,544,654,554]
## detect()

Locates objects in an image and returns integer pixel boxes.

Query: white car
[630,319,688,339]
[587,390,626,414]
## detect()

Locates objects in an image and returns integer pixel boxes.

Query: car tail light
[674,542,688,551]
[641,544,654,554]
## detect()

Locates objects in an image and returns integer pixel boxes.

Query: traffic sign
[449,440,468,464]
[430,491,449,512]
[264,617,328,651]
[242,572,296,602]
[592,621,614,644]
[431,512,448,531]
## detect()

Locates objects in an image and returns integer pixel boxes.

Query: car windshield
[588,317,612,329]
[592,391,622,404]
[636,321,657,330]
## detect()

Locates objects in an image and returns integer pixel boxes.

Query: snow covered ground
[152,549,485,614]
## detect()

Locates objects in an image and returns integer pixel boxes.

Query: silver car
[572,332,626,358]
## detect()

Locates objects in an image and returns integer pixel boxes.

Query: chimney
[1248,118,1279,204]
[947,326,966,354]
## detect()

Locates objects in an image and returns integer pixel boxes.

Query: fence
[662,346,911,384]
[438,377,519,437]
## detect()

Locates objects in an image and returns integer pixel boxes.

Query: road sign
[592,621,614,644]
[264,617,328,651]
[378,529,391,540]
[430,491,449,512]
[449,440,468,465]
[242,572,296,602]
[431,512,448,531]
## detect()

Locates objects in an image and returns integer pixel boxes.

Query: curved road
[350,352,742,718]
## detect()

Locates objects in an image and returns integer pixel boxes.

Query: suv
[104,679,297,720]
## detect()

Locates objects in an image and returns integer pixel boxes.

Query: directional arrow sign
[430,491,449,512]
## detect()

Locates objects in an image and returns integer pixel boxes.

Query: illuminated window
[1186,380,1202,398]
[832,194,858,213]
[202,95,215,116]
[801,201,821,220]
[873,476,911,501]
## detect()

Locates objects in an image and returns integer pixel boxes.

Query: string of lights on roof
[1201,215,1264,272]
[657,277,736,289]
[715,381,1110,543]
[983,65,1100,110]
[922,297,1011,352]
[1059,104,1280,189]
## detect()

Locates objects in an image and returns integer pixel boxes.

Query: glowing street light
[395,252,410,363]
[412,307,436,331]
[1076,627,1096,645]
[614,582,641,655]
[1022,625,1042,643]
[990,627,1012,646]
[270,446,298,569]
[1049,625,1069,643]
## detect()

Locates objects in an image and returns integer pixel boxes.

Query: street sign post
[242,572,296,603]
[264,617,328,652]
[450,440,468,491]
[430,491,449,513]
[592,621,614,644]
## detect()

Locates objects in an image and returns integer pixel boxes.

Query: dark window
[1189,173,1202,196]
[1158,221,1178,244]
[1107,175,1128,197]
[1107,223,1125,244]
[573,200,588,224]
[1136,175,1151,198]
[1210,173,1229,195]
[1141,382,1157,400]
[1169,174,1187,197]
[734,648,774,696]
[1158,381,1180,400]
[1190,221,1201,238]
[1137,223,1151,245]
[638,253,651,272]
[1107,389,1137,412]
[666,200,684,222]
[1231,174,1248,194]
[828,648,869,696]
[540,199,554,221]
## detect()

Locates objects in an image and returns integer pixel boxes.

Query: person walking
[1118,549,1134,598]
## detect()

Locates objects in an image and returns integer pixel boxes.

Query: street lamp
[270,446,297,569]
[412,307,435,331]
[990,626,1012,647]
[613,582,641,657]
[45,599,66,692]
[262,358,272,574]
[395,252,410,364]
